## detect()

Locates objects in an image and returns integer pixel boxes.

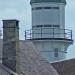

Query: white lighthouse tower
[25,0,73,62]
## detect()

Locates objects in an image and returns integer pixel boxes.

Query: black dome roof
[30,0,66,4]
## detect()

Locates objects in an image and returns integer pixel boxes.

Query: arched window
[54,48,59,57]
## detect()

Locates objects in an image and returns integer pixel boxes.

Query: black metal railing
[0,28,73,41]
[25,28,72,40]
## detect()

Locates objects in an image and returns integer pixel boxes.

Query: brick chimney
[2,20,20,74]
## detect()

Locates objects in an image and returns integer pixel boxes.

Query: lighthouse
[25,0,73,62]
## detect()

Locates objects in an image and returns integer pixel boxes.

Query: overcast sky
[0,0,75,59]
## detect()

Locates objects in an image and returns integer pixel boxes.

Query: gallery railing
[25,28,72,40]
[0,28,73,41]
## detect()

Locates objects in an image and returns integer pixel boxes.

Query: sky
[0,0,75,59]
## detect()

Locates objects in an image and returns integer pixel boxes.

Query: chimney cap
[2,19,19,22]
[2,19,19,28]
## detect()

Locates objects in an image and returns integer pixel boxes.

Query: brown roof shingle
[51,59,75,75]
[20,40,59,75]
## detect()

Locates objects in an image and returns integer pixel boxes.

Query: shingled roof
[19,40,59,75]
[51,58,75,75]
[1,39,75,75]
[0,39,59,75]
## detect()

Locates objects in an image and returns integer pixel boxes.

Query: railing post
[30,29,31,39]
[53,28,54,38]
[64,29,65,39]
[25,31,26,40]
[41,28,42,38]
[71,30,72,40]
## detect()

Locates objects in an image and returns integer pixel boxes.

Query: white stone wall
[30,2,70,62]
[31,2,65,39]
[32,40,71,62]
[32,2,65,29]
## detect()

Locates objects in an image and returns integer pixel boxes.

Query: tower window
[52,7,59,9]
[53,25,59,27]
[32,25,60,28]
[54,48,59,57]
[32,7,59,10]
